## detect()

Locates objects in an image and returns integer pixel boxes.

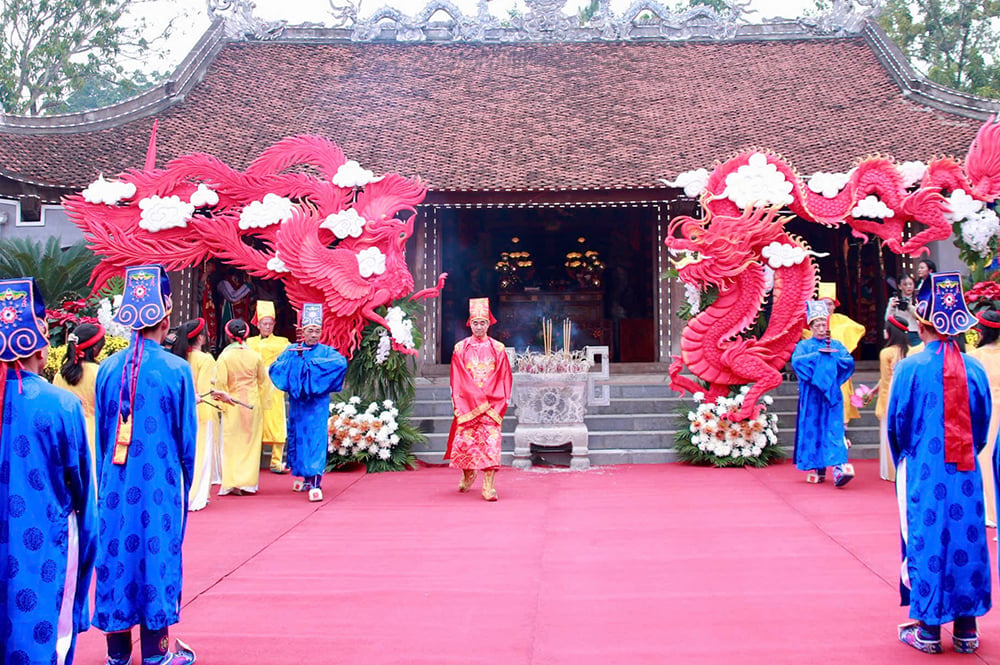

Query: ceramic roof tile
[0,39,984,191]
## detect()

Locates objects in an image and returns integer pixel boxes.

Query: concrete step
[413,443,880,467]
[413,424,880,453]
[411,374,882,465]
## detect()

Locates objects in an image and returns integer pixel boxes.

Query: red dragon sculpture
[63,135,446,357]
[668,206,818,420]
[667,116,1000,420]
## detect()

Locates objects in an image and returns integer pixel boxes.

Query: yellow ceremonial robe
[830,313,865,422]
[215,343,267,492]
[969,343,1000,527]
[188,349,220,510]
[804,313,866,423]
[53,361,99,465]
[875,346,905,482]
[246,334,289,444]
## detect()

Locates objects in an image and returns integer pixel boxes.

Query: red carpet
[73,460,1000,663]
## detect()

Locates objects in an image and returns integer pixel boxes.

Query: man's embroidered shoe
[308,487,324,502]
[898,622,942,654]
[142,640,196,665]
[953,633,979,654]
[833,463,855,488]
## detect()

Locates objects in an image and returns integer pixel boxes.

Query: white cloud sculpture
[722,153,794,209]
[239,193,296,230]
[138,195,195,232]
[761,242,807,268]
[333,160,383,188]
[807,172,850,199]
[190,183,219,208]
[945,189,984,223]
[267,253,290,273]
[357,247,387,278]
[663,168,710,198]
[851,195,894,219]
[320,208,367,239]
[82,175,137,205]
[897,161,927,188]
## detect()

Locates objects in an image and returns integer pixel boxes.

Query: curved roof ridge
[0,18,995,136]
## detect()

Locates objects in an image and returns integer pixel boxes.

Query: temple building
[0,1,997,367]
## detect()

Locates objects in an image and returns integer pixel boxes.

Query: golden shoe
[481,470,498,501]
[458,470,477,493]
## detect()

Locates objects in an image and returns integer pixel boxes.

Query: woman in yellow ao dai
[875,315,912,482]
[171,318,221,511]
[969,310,1000,527]
[214,318,268,496]
[53,322,106,466]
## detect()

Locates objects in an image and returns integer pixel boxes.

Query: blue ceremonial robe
[92,341,197,632]
[889,341,992,624]
[269,343,347,477]
[791,337,855,471]
[1,370,97,665]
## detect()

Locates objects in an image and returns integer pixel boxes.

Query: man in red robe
[445,298,512,501]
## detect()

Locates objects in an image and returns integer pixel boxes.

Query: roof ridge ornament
[796,0,884,37]
[207,0,287,40]
[326,0,757,42]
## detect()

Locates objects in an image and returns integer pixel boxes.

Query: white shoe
[308,487,323,502]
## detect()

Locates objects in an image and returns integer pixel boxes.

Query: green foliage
[0,0,174,115]
[577,0,599,25]
[0,237,99,303]
[879,0,1000,98]
[61,69,163,113]
[671,0,732,11]
[675,285,719,321]
[342,298,424,410]
[328,297,427,473]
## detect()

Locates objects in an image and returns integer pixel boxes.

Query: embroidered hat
[467,297,497,326]
[115,265,173,330]
[301,303,323,328]
[914,271,974,336]
[0,277,49,362]
[805,299,829,325]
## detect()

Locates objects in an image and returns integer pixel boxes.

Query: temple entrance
[439,206,658,364]
[787,218,893,361]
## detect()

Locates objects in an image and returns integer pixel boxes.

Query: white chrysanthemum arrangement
[328,396,402,462]
[947,189,1000,261]
[676,387,782,467]
[97,294,132,339]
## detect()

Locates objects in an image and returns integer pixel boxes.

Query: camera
[898,298,909,311]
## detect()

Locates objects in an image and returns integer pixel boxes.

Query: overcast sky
[134,0,820,72]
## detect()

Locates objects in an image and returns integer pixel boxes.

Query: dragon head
[667,206,788,291]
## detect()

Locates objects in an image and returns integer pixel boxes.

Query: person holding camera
[886,274,921,346]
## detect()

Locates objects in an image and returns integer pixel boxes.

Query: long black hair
[225,318,249,344]
[885,315,910,354]
[171,318,207,358]
[977,310,1000,347]
[60,323,105,386]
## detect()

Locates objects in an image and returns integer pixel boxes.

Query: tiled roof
[0,38,986,192]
